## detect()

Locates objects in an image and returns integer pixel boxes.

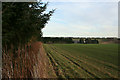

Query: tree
[79,38,84,44]
[2,1,55,78]
[2,2,55,50]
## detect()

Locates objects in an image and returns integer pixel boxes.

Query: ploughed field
[43,44,119,78]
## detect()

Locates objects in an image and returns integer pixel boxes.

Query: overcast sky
[42,0,118,37]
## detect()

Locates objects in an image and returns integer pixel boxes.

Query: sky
[42,0,118,38]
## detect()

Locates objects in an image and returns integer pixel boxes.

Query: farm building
[72,38,99,44]
[85,39,99,44]
[72,39,79,43]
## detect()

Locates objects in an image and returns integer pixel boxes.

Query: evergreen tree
[2,2,55,50]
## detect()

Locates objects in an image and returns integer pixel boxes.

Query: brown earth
[99,39,119,44]
[100,41,117,44]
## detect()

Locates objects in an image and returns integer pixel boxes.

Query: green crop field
[43,44,119,78]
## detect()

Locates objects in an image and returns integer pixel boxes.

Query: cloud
[43,2,118,37]
[43,0,119,2]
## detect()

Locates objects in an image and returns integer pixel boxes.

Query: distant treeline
[41,37,73,44]
[79,38,99,44]
[41,37,100,44]
[41,37,120,44]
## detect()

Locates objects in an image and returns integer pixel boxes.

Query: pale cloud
[43,0,119,2]
[43,2,118,37]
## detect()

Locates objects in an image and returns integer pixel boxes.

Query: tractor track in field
[49,45,99,78]
[46,46,81,78]
[46,45,90,78]
[51,45,117,78]
[68,45,119,70]
[80,55,119,72]
[60,54,98,78]
[69,54,117,78]
[46,52,60,77]
[52,45,119,71]
[49,45,118,78]
[45,46,66,78]
[60,51,117,78]
[48,48,85,78]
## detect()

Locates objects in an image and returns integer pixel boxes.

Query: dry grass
[2,42,41,78]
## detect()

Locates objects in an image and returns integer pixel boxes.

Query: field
[43,44,119,78]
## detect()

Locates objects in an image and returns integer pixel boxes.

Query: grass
[2,42,42,78]
[51,44,118,65]
[43,43,119,78]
